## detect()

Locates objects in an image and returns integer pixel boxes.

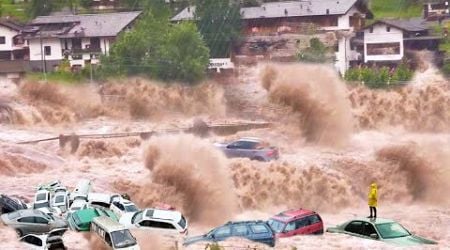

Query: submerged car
[19,228,67,250]
[110,198,139,218]
[214,137,279,161]
[0,209,68,236]
[0,194,28,214]
[184,220,275,247]
[68,207,118,232]
[33,190,51,210]
[267,208,323,237]
[52,191,69,214]
[326,218,437,246]
[120,208,188,235]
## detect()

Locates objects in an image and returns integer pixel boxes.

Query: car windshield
[376,222,411,239]
[131,211,143,224]
[36,193,47,201]
[55,196,65,203]
[124,204,138,212]
[111,230,137,249]
[267,219,285,233]
[178,215,187,229]
[7,211,20,220]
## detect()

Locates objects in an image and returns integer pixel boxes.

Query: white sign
[208,58,235,73]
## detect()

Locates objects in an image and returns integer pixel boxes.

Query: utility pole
[39,31,47,82]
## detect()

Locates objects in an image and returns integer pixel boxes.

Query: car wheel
[16,229,23,237]
[252,156,265,162]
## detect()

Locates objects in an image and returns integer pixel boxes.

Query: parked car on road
[183,220,275,247]
[120,208,187,235]
[91,216,140,250]
[327,218,437,246]
[214,137,279,161]
[19,228,67,250]
[68,207,118,232]
[0,209,68,236]
[0,194,28,214]
[267,208,323,237]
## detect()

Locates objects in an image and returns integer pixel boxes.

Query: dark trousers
[369,206,377,218]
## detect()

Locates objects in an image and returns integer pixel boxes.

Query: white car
[67,198,87,215]
[110,199,139,218]
[120,208,188,235]
[52,191,69,213]
[19,228,66,250]
[88,193,111,208]
[33,190,51,210]
[37,180,62,192]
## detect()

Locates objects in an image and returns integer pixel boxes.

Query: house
[424,1,449,21]
[353,19,440,64]
[0,19,29,78]
[172,0,369,74]
[23,11,141,72]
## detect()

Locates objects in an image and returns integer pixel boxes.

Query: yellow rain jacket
[368,183,378,207]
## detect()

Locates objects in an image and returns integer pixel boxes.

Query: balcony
[69,47,102,55]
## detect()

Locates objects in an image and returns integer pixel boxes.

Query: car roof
[225,220,268,226]
[238,137,262,142]
[351,217,396,224]
[17,209,45,217]
[35,190,50,195]
[144,208,181,221]
[271,209,316,222]
[93,216,127,232]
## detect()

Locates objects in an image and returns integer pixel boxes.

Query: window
[375,222,410,239]
[18,217,35,223]
[386,26,391,32]
[0,37,5,44]
[23,235,43,247]
[229,141,259,149]
[178,216,187,229]
[138,220,176,229]
[284,221,295,232]
[250,224,270,234]
[362,222,377,237]
[105,233,112,247]
[35,217,48,224]
[111,230,137,249]
[36,193,47,201]
[44,46,51,56]
[267,219,285,233]
[344,221,363,235]
[55,195,65,203]
[367,43,401,55]
[232,224,249,236]
[114,202,125,211]
[295,217,311,229]
[308,215,322,224]
[214,226,231,238]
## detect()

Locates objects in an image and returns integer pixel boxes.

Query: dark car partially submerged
[184,220,275,247]
[0,194,28,214]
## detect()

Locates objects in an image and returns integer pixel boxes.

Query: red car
[267,208,324,237]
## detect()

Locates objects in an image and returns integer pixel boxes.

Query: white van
[91,216,140,250]
[69,179,92,203]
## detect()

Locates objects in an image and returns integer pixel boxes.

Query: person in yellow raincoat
[368,183,377,218]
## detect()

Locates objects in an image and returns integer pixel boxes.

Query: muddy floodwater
[0,63,449,249]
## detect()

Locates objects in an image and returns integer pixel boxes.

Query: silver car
[214,137,279,162]
[0,209,68,236]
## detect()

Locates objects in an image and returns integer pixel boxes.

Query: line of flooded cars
[0,178,438,249]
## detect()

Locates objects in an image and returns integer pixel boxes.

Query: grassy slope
[370,0,422,19]
[0,0,27,21]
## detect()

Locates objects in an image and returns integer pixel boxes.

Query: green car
[68,208,118,231]
[326,217,437,246]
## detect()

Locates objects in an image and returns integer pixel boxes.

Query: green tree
[195,0,241,57]
[155,22,210,83]
[28,0,54,18]
[101,6,210,83]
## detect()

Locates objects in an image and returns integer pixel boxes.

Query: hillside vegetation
[370,0,422,19]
